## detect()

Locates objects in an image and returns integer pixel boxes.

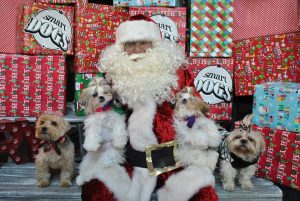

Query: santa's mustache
[128,53,146,61]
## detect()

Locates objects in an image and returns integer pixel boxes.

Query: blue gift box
[253,82,300,132]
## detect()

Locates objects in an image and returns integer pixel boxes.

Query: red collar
[38,136,66,155]
[93,99,114,113]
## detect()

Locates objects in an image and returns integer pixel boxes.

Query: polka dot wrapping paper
[233,0,299,40]
[0,0,34,54]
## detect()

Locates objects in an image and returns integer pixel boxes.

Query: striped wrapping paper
[233,0,299,40]
[189,0,233,57]
[0,0,34,54]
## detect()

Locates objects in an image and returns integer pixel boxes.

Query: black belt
[125,142,177,170]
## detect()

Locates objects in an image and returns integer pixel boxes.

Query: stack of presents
[0,0,299,191]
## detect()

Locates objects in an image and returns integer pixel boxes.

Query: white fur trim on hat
[116,20,161,44]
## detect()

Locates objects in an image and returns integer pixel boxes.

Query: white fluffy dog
[219,114,266,191]
[76,77,130,200]
[157,87,222,201]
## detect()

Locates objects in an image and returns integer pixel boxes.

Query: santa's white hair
[98,40,186,108]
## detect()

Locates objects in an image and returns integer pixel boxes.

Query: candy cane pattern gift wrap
[187,58,233,121]
[19,3,74,55]
[129,7,187,51]
[0,54,66,117]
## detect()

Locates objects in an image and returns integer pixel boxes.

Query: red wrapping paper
[74,2,129,73]
[253,125,300,190]
[19,3,74,55]
[234,32,300,96]
[0,54,66,117]
[0,0,35,53]
[233,0,299,40]
[187,58,233,121]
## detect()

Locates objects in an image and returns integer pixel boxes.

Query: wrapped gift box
[233,0,299,40]
[0,54,66,117]
[189,0,233,57]
[0,0,35,53]
[187,58,233,121]
[19,3,74,55]
[129,7,187,51]
[253,125,300,190]
[75,73,103,116]
[74,3,128,73]
[36,0,76,4]
[113,0,183,7]
[253,82,300,133]
[234,32,300,96]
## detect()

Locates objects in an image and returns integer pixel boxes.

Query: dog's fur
[157,87,221,201]
[76,78,130,200]
[35,114,74,188]
[219,114,266,191]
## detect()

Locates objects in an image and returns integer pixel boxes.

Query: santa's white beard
[98,40,186,108]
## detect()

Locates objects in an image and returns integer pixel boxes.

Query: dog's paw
[76,176,84,186]
[83,142,100,152]
[241,180,253,190]
[223,182,235,192]
[60,180,72,188]
[37,180,50,188]
[112,138,127,149]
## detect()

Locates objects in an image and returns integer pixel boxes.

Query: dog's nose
[42,127,47,132]
[99,96,105,102]
[182,99,187,104]
[241,139,247,144]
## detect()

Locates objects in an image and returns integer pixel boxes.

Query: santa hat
[115,14,162,45]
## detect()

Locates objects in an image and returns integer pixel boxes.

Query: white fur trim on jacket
[116,20,161,44]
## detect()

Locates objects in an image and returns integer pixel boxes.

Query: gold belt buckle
[145,140,181,176]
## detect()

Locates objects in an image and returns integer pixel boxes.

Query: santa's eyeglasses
[124,41,153,51]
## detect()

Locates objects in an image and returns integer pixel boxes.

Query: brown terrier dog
[35,114,74,188]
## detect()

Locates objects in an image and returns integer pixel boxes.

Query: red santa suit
[81,15,218,201]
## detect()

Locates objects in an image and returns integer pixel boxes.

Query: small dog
[35,114,74,188]
[157,87,222,201]
[76,77,130,200]
[219,114,266,191]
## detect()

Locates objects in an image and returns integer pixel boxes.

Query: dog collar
[229,152,259,169]
[94,99,114,113]
[38,136,66,155]
[184,115,196,128]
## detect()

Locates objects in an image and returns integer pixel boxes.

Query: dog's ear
[257,132,266,154]
[196,98,210,115]
[242,114,253,126]
[79,88,92,109]
[61,118,71,134]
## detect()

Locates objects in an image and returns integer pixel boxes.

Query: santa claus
[81,14,218,201]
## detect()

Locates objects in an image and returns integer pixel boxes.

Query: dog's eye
[93,92,98,98]
[248,137,254,142]
[40,121,44,125]
[51,121,58,127]
[234,135,242,140]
